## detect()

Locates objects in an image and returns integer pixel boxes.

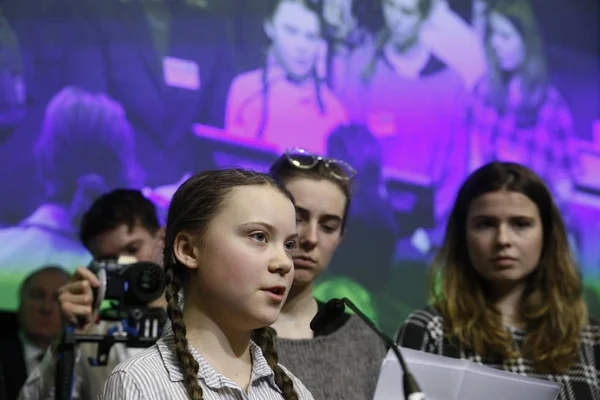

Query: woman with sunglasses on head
[224,0,348,155]
[395,162,600,400]
[269,148,386,400]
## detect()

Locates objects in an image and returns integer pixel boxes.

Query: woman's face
[488,11,526,72]
[265,0,322,78]
[284,176,346,288]
[466,190,543,289]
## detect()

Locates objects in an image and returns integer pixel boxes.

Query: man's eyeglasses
[284,148,356,181]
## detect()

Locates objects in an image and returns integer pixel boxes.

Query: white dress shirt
[18,332,47,376]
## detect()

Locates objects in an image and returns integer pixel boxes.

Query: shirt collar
[265,49,319,89]
[157,332,275,390]
[18,330,46,365]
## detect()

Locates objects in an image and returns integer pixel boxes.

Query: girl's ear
[173,232,200,270]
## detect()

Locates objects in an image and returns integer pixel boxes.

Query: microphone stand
[339,298,426,400]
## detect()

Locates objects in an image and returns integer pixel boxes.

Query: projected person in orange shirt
[225,0,349,154]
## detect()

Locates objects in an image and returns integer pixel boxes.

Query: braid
[252,327,298,400]
[360,29,389,85]
[165,266,204,400]
[257,49,269,139]
[312,66,326,115]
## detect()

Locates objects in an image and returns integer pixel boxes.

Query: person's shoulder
[584,316,600,336]
[99,345,163,399]
[395,305,446,345]
[406,305,443,322]
[227,69,263,101]
[230,69,263,87]
[110,344,163,377]
[578,317,600,352]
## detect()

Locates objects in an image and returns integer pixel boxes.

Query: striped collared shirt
[98,333,315,400]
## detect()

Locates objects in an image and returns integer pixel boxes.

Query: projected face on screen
[264,0,322,79]
[382,0,427,49]
[323,0,356,41]
[488,11,526,72]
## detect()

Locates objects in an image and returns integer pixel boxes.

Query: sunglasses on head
[284,148,356,181]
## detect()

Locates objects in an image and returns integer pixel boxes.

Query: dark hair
[19,265,70,301]
[257,0,326,138]
[327,124,382,183]
[162,169,298,400]
[481,0,548,124]
[35,86,137,203]
[431,161,586,374]
[269,153,352,232]
[79,189,160,251]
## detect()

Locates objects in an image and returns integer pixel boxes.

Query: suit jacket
[0,333,26,400]
[0,357,6,400]
[61,0,237,187]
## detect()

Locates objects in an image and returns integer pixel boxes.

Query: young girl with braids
[224,0,348,155]
[98,169,314,400]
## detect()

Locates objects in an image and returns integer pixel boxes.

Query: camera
[88,256,166,310]
[56,258,167,399]
[87,256,167,341]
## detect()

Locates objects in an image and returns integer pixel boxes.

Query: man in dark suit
[0,266,69,400]
[61,0,239,189]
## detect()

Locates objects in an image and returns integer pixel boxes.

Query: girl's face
[265,0,322,78]
[178,185,298,331]
[466,190,543,291]
[284,176,346,288]
[488,11,526,72]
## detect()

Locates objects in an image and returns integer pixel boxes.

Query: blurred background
[0,0,598,336]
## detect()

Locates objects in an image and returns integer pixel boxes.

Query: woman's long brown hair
[430,162,587,374]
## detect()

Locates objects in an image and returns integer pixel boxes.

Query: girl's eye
[251,232,267,242]
[284,240,298,253]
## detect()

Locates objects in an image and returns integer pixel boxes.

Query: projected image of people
[225,0,349,154]
[0,0,68,226]
[468,0,579,211]
[0,13,26,143]
[62,0,234,189]
[338,0,470,223]
[0,87,139,279]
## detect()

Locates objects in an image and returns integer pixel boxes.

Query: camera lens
[139,269,159,293]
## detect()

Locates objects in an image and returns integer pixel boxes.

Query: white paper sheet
[373,347,560,400]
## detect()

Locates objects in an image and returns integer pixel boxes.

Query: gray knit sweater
[275,314,386,400]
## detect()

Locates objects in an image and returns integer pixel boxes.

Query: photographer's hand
[58,267,101,334]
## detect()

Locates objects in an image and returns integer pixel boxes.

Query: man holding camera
[18,189,165,400]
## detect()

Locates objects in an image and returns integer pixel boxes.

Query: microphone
[311,298,426,400]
